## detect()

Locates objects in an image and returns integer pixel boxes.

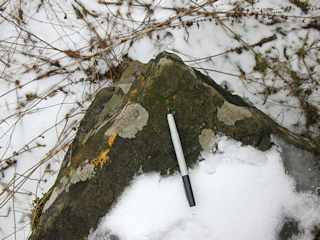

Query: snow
[88,137,320,240]
[0,0,320,239]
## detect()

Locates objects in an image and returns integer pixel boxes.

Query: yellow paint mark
[91,133,117,169]
[126,89,139,101]
[108,132,117,147]
[130,89,138,95]
[91,149,110,169]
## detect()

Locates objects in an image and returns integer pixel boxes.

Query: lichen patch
[199,129,217,151]
[217,101,252,126]
[118,83,132,94]
[42,164,96,212]
[42,176,68,212]
[105,103,149,138]
[69,164,96,184]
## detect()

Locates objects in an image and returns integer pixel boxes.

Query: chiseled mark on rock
[43,163,95,212]
[105,103,149,138]
[217,101,252,126]
[199,129,217,151]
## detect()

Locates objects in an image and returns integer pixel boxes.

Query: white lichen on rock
[69,164,95,184]
[217,101,252,126]
[117,83,132,94]
[199,129,217,151]
[105,103,149,138]
[43,176,68,212]
[43,163,95,212]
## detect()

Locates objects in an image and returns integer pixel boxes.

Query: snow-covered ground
[89,137,320,240]
[0,0,319,239]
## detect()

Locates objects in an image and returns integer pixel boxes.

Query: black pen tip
[168,108,171,114]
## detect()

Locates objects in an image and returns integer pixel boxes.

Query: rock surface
[30,52,319,240]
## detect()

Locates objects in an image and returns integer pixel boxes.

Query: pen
[167,109,196,207]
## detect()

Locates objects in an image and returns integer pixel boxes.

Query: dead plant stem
[35,1,216,80]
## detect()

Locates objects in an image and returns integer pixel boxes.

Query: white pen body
[167,113,189,176]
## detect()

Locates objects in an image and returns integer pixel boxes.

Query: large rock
[30,52,320,239]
